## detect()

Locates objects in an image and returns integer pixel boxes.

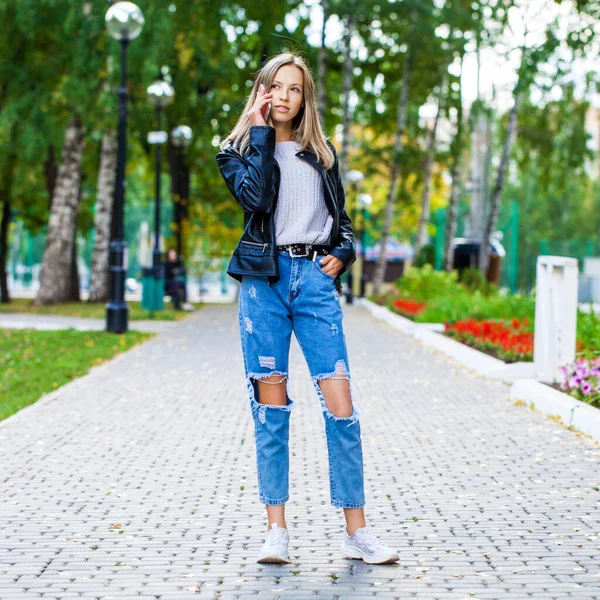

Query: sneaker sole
[340,542,399,564]
[257,554,291,564]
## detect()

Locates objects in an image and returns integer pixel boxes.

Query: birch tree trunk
[339,12,354,178]
[479,91,522,275]
[35,115,85,305]
[414,93,443,258]
[444,161,462,271]
[88,132,116,302]
[317,0,328,126]
[444,55,466,271]
[372,50,411,296]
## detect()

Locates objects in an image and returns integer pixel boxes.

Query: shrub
[394,264,461,302]
[412,243,435,268]
[458,267,497,296]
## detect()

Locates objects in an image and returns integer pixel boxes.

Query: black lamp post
[343,169,364,305]
[105,2,144,333]
[146,80,174,274]
[170,125,193,261]
[356,193,373,298]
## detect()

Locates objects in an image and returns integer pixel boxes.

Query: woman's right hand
[248,83,273,127]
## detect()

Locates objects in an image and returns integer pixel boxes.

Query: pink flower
[568,376,581,389]
[581,381,593,395]
[576,365,590,379]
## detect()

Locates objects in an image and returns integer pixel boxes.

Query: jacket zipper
[241,240,267,253]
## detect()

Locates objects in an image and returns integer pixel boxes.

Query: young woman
[216,52,398,565]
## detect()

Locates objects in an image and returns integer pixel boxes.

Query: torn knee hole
[255,375,287,385]
[317,378,353,418]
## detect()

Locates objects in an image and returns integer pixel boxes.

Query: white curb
[510,380,600,443]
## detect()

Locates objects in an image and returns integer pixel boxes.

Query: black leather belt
[277,243,331,261]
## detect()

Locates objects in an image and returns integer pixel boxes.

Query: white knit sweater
[273,141,333,246]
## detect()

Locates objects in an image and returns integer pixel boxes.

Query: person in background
[164,248,193,311]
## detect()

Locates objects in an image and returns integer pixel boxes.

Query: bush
[386,264,535,326]
[394,264,461,301]
[577,310,600,356]
[458,267,497,296]
[412,243,435,268]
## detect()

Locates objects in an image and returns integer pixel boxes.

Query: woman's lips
[275,106,290,112]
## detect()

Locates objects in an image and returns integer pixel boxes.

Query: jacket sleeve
[215,125,276,214]
[327,145,356,275]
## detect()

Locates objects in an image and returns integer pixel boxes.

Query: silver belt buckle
[289,244,310,257]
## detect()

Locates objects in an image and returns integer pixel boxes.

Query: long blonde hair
[219,52,335,171]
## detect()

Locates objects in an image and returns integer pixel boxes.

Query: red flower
[392,298,427,316]
[445,318,534,358]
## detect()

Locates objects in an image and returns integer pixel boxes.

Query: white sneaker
[341,524,399,564]
[257,523,290,564]
[182,302,195,311]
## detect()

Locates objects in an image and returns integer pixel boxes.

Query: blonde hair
[219,52,335,170]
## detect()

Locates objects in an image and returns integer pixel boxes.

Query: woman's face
[268,65,304,123]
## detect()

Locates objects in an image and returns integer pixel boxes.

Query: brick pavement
[0,303,599,600]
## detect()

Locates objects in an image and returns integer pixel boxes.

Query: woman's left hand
[318,254,344,278]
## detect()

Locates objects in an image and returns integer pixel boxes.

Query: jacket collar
[294,148,326,176]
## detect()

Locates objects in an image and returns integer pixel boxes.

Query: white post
[139,221,150,267]
[533,256,578,382]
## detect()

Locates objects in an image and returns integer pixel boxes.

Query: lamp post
[170,125,193,260]
[105,2,144,333]
[146,80,174,272]
[343,169,364,304]
[357,193,372,298]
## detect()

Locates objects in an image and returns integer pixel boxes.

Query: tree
[414,89,443,257]
[444,52,466,271]
[479,26,560,275]
[35,115,85,304]
[88,133,116,302]
[372,50,411,296]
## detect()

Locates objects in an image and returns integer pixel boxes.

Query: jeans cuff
[331,500,365,509]
[260,495,289,505]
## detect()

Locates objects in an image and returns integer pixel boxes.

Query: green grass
[0,298,200,321]
[1,328,154,421]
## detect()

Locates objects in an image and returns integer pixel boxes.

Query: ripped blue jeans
[238,249,365,509]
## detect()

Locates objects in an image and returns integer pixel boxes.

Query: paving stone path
[1,303,599,600]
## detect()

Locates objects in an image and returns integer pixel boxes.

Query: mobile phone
[265,102,271,122]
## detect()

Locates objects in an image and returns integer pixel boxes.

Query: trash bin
[451,238,506,284]
[141,265,165,313]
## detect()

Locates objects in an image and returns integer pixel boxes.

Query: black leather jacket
[215,125,355,293]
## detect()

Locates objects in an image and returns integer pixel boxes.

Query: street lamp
[105,2,145,333]
[356,193,373,298]
[147,80,174,272]
[343,169,364,304]
[170,125,193,260]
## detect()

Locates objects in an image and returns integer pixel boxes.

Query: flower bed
[559,358,600,408]
[445,318,533,363]
[370,265,600,407]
